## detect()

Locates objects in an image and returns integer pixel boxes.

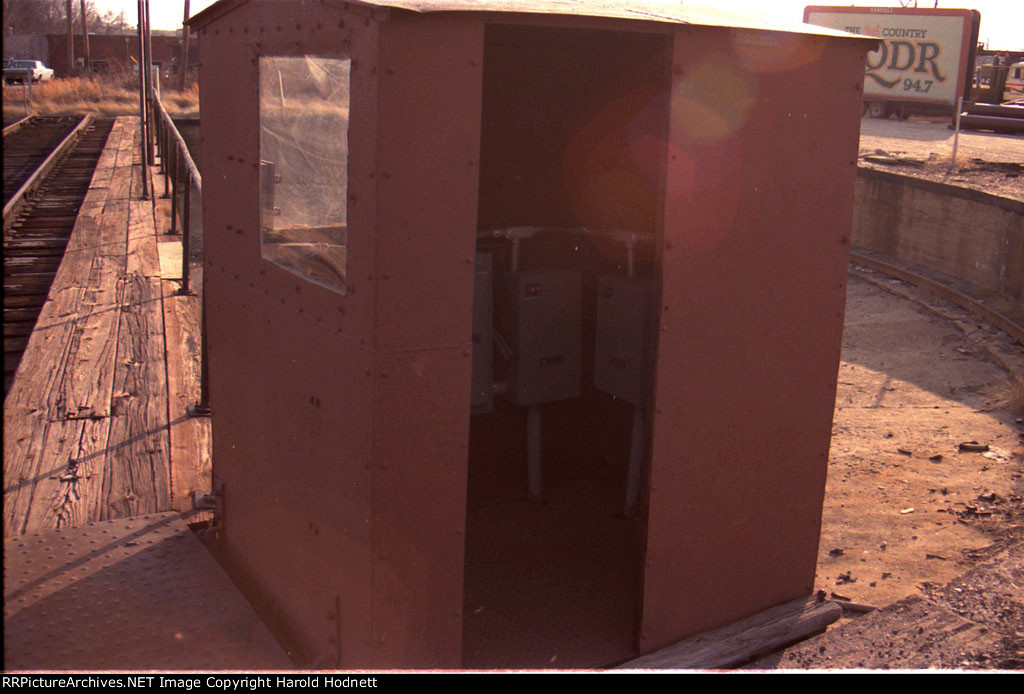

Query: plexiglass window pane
[259,56,350,294]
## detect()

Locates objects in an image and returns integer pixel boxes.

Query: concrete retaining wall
[852,167,1024,306]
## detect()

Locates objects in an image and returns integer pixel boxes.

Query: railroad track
[3,116,115,394]
[3,116,84,210]
[849,251,1024,347]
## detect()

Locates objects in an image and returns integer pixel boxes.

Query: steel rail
[2,115,33,137]
[849,250,1024,345]
[3,114,94,230]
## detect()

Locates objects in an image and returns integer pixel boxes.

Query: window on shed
[259,55,350,294]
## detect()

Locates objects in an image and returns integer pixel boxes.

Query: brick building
[3,31,198,77]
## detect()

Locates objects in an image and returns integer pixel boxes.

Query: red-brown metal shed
[189,0,875,668]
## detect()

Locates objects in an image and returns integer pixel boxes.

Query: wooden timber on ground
[3,116,210,537]
[619,595,843,670]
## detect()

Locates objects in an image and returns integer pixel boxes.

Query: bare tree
[2,0,132,35]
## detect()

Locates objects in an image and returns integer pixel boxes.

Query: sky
[95,0,1023,50]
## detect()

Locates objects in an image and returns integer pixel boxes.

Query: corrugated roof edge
[187,0,876,43]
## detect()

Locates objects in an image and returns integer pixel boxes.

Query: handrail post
[188,290,212,418]
[179,176,192,295]
[169,146,179,235]
[157,112,165,174]
[163,120,170,198]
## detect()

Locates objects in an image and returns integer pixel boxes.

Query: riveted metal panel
[199,1,381,667]
[205,273,376,667]
[639,26,867,653]
[199,2,378,345]
[190,0,874,40]
[372,16,483,352]
[368,15,482,667]
[369,347,471,666]
[3,514,291,669]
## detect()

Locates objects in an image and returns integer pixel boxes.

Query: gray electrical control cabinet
[494,269,582,407]
[594,275,653,406]
[471,252,494,414]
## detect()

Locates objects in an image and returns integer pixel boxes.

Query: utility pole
[179,0,191,91]
[137,0,149,199]
[66,0,75,76]
[145,0,155,164]
[80,0,91,74]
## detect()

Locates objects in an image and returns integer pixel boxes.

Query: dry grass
[2,73,199,120]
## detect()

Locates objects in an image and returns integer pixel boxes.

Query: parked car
[3,59,55,85]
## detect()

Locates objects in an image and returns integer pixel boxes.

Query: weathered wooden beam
[53,121,132,421]
[619,595,843,670]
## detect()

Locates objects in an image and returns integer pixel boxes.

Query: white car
[3,60,55,84]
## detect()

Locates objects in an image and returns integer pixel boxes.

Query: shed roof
[188,0,870,41]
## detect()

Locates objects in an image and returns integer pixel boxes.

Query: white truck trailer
[805,6,980,119]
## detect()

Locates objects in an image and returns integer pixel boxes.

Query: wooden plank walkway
[3,116,210,537]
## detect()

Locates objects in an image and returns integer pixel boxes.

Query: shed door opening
[463,24,671,668]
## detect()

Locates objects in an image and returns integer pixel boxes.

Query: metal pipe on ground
[964,103,1024,119]
[957,113,1024,134]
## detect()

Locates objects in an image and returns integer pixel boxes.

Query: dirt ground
[857,116,1024,201]
[814,116,1024,634]
[819,272,1023,609]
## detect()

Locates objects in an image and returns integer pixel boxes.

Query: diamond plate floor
[4,512,293,670]
[463,393,645,668]
[462,484,644,669]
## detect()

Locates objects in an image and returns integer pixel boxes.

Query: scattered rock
[836,572,856,585]
[929,454,943,462]
[897,448,913,456]
[829,548,845,557]
[982,447,1010,462]
[900,507,915,514]
[958,441,989,452]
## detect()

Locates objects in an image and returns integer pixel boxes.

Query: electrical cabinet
[493,269,582,407]
[594,275,654,406]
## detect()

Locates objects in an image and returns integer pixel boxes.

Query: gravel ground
[857,116,1024,202]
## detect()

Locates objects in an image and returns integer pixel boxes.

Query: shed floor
[3,116,209,538]
[462,481,643,668]
[462,394,645,668]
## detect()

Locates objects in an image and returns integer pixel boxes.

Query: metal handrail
[149,88,201,294]
[147,86,210,415]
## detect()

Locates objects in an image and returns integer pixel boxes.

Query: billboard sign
[805,6,977,107]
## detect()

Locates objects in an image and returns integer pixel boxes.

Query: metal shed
[188,0,875,668]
